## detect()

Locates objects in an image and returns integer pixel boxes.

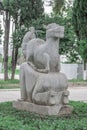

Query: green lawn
[0,79,19,89]
[69,78,87,82]
[1,78,87,89]
[0,79,19,84]
[0,101,87,130]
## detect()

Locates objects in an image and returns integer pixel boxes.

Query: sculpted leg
[32,76,62,106]
[32,79,50,105]
[20,62,38,102]
[24,64,38,102]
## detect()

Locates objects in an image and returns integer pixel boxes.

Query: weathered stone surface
[13,101,73,116]
[20,62,69,106]
[13,23,73,116]
[26,23,64,73]
[32,72,69,106]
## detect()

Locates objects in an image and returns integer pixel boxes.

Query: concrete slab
[69,87,87,102]
[0,89,20,102]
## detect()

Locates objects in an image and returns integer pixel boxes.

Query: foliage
[2,0,44,79]
[72,0,87,40]
[12,27,26,48]
[3,0,44,47]
[78,39,87,62]
[57,0,80,62]
[72,0,87,68]
[36,13,80,62]
[19,0,44,27]
[53,0,65,14]
[3,0,44,25]
[45,0,65,14]
[48,0,81,63]
[0,101,87,130]
[33,0,80,63]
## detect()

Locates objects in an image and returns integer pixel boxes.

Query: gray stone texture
[13,23,73,115]
[13,101,73,116]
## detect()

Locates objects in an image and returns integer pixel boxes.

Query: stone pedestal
[13,101,73,116]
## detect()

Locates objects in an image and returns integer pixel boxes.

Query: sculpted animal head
[46,23,64,39]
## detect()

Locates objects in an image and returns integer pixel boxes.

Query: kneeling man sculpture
[13,23,73,115]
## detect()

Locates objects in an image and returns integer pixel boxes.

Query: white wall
[61,63,83,79]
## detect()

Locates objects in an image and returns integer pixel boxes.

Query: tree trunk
[83,60,86,70]
[83,60,87,80]
[11,46,15,79]
[4,11,10,80]
[11,47,18,79]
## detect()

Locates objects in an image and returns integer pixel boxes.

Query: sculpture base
[13,101,73,116]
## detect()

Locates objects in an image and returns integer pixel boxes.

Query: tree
[53,0,65,14]
[72,0,87,69]
[19,0,44,27]
[51,0,79,63]
[11,27,26,79]
[1,0,11,80]
[32,0,81,63]
[5,0,44,79]
[44,0,65,14]
[43,0,79,62]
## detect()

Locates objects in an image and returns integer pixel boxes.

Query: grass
[0,79,19,84]
[69,78,87,82]
[0,79,19,89]
[0,78,87,89]
[0,75,87,90]
[0,101,87,130]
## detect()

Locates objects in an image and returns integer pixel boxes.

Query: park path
[0,87,87,103]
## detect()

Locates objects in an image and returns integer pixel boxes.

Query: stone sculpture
[26,23,63,73]
[13,23,73,115]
